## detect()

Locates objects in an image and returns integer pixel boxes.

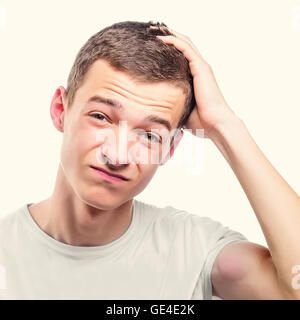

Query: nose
[98,137,129,170]
[102,152,129,170]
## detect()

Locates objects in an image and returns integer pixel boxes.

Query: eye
[140,132,161,143]
[90,113,109,122]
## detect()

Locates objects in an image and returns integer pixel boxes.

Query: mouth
[90,166,129,182]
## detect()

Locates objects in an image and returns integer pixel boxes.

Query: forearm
[209,113,300,298]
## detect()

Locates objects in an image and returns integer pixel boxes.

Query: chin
[78,187,126,211]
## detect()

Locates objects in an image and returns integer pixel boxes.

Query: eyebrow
[86,94,172,131]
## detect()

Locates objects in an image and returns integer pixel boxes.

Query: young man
[0,21,300,300]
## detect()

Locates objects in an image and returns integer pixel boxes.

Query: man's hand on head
[151,25,238,139]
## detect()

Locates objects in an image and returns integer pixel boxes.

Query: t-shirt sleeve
[189,214,248,300]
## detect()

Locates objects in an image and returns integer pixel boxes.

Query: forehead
[75,59,186,126]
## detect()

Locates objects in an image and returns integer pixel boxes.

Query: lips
[90,166,129,181]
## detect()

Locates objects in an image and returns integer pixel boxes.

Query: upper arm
[211,241,287,299]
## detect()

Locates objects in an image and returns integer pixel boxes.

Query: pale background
[0,0,300,251]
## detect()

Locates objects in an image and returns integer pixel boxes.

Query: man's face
[55,59,186,210]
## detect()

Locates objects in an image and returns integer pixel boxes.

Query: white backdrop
[0,0,300,249]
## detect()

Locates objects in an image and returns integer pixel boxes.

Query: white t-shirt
[0,199,248,300]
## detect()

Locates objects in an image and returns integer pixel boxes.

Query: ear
[159,129,184,166]
[50,86,67,133]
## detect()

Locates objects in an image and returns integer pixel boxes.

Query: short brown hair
[65,21,196,129]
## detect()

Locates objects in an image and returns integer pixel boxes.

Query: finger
[156,35,208,70]
[166,29,200,54]
[162,27,191,43]
[184,108,208,138]
[151,25,187,39]
[150,26,207,66]
[150,25,200,54]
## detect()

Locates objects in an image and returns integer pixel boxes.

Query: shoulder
[135,199,192,227]
[0,204,26,238]
[135,199,232,242]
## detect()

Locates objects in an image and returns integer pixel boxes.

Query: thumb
[183,107,203,134]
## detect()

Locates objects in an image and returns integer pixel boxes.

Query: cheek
[132,164,158,193]
[61,124,97,169]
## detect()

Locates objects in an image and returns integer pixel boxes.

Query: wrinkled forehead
[76,59,187,126]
